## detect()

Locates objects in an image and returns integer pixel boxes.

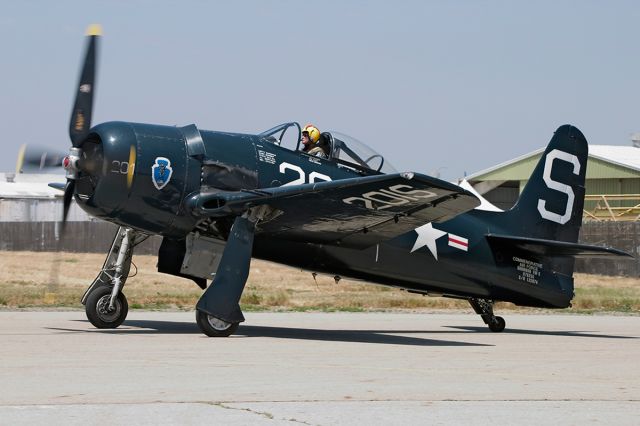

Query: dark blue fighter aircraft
[30,27,630,337]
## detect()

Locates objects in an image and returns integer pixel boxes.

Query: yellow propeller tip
[15,144,26,175]
[86,24,102,36]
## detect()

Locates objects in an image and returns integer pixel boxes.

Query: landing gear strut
[82,227,146,329]
[195,212,262,337]
[469,298,506,332]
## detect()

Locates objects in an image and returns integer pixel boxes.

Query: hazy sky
[1,1,639,180]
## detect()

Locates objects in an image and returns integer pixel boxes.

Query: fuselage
[76,121,572,310]
[252,213,572,309]
[241,128,571,309]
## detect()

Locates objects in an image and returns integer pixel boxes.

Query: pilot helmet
[302,124,320,143]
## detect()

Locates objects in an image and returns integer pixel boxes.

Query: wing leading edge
[188,172,480,249]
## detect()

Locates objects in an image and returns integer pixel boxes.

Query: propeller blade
[17,145,67,172]
[15,144,26,174]
[62,179,75,228]
[48,178,78,290]
[69,24,101,147]
[48,182,65,191]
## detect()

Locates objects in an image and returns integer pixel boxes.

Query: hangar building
[0,172,157,252]
[465,145,640,221]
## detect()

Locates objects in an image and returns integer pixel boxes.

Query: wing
[189,172,480,249]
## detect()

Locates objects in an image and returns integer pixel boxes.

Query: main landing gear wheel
[85,286,128,329]
[196,310,239,337]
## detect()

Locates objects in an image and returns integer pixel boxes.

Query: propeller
[61,24,101,230]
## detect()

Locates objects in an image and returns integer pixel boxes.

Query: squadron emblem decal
[152,157,173,190]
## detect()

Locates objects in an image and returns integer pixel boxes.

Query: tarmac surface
[0,311,638,425]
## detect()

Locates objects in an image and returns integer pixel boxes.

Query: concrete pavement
[0,311,638,424]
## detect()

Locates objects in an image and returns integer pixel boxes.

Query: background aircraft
[24,27,630,337]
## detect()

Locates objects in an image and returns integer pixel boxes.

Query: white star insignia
[411,223,447,260]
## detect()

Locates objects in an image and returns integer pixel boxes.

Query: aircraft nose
[73,121,137,213]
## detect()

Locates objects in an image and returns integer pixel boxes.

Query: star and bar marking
[411,223,468,260]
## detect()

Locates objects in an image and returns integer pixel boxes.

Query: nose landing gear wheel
[85,286,128,329]
[196,310,239,337]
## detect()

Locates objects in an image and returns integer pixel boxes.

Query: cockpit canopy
[259,122,396,174]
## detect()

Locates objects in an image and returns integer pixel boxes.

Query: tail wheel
[85,286,128,329]
[488,316,506,332]
[196,310,239,337]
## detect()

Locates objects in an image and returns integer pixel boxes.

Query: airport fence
[0,221,162,254]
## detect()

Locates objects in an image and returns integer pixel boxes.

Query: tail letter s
[537,149,581,225]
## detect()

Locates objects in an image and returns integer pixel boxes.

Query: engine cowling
[75,121,202,237]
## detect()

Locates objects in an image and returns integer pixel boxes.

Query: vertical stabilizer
[503,125,588,243]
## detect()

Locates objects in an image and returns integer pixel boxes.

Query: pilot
[301,124,328,158]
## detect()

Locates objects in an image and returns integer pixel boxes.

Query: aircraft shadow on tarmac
[48,319,490,347]
[47,318,636,345]
[445,326,637,339]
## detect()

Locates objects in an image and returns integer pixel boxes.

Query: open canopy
[259,122,397,174]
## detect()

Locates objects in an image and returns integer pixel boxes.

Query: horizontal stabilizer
[486,234,633,258]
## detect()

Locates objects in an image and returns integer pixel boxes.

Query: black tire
[195,310,239,337]
[488,316,506,332]
[85,286,128,329]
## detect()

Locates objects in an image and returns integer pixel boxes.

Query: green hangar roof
[466,145,640,181]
